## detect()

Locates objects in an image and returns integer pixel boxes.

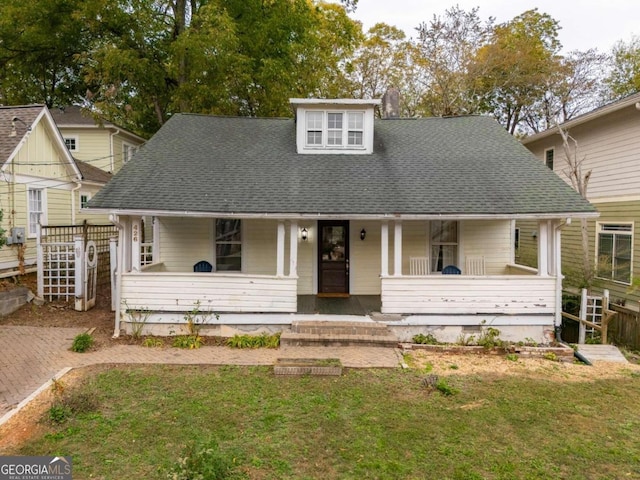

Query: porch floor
[297,295,381,316]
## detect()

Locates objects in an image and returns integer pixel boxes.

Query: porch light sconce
[360,228,366,241]
[532,231,537,239]
[301,227,308,241]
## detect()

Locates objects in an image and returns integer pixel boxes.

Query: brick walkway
[0,326,402,420]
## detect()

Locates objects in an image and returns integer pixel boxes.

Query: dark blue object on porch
[442,265,461,275]
[193,260,213,272]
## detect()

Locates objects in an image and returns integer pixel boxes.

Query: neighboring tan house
[520,92,640,308]
[50,106,146,175]
[0,105,112,275]
[88,97,597,342]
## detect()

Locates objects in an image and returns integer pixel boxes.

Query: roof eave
[85,208,599,221]
[522,92,640,145]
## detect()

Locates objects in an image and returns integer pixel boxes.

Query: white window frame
[64,136,79,152]
[596,222,633,285]
[215,219,242,272]
[429,220,459,273]
[304,110,365,150]
[27,188,46,238]
[123,142,138,163]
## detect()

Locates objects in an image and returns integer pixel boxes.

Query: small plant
[173,335,205,349]
[142,337,164,348]
[506,353,519,362]
[477,326,503,349]
[412,333,440,345]
[456,333,476,346]
[47,387,98,424]
[71,333,94,352]
[435,378,459,396]
[402,352,415,368]
[449,364,459,370]
[50,377,66,397]
[226,333,280,349]
[543,352,558,362]
[167,438,240,480]
[125,302,152,340]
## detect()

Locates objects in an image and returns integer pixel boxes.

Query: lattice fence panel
[41,243,75,301]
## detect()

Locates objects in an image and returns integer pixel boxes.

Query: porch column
[547,220,556,276]
[394,221,402,276]
[289,221,298,277]
[131,217,141,271]
[537,220,549,276]
[381,221,389,276]
[276,220,285,277]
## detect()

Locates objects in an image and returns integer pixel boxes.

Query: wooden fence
[608,304,640,350]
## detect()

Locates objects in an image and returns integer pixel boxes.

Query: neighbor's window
[545,148,554,170]
[514,227,520,251]
[597,223,633,284]
[28,188,44,236]
[80,193,90,209]
[123,143,137,163]
[64,137,78,151]
[216,219,241,271]
[430,220,458,272]
[305,111,364,149]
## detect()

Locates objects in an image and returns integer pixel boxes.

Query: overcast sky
[346,0,640,53]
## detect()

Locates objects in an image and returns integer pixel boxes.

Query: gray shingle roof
[88,113,596,217]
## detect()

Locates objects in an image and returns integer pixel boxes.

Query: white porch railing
[121,272,297,313]
[381,275,556,315]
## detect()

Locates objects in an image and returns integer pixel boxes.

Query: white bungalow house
[88,97,597,342]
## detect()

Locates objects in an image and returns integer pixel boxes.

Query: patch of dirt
[0,273,115,347]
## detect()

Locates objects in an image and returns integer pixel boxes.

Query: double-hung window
[28,188,44,237]
[597,223,633,284]
[305,111,364,149]
[430,220,458,272]
[123,143,137,163]
[64,137,78,152]
[216,219,241,271]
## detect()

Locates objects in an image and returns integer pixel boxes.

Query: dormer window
[306,111,364,148]
[291,98,380,155]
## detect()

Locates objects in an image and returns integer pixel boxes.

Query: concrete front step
[281,321,399,347]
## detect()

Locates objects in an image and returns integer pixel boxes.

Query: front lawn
[9,358,640,479]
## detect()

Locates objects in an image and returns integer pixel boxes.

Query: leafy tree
[521,49,608,134]
[475,9,562,134]
[346,23,416,109]
[604,35,640,100]
[0,0,90,107]
[414,6,493,117]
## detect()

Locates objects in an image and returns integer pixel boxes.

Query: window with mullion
[430,220,458,272]
[28,189,43,236]
[216,219,242,271]
[306,111,323,146]
[347,112,364,146]
[327,112,343,146]
[597,223,633,284]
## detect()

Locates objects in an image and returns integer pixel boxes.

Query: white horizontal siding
[121,272,297,313]
[381,276,556,314]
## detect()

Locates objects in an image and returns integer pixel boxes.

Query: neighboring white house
[520,92,640,308]
[0,105,114,275]
[88,97,597,342]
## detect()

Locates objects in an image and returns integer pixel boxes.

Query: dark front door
[318,220,349,295]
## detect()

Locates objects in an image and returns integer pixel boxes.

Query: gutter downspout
[110,213,124,338]
[71,182,81,225]
[109,128,120,172]
[553,218,592,365]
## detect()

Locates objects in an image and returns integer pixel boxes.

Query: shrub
[435,378,459,396]
[71,333,94,352]
[226,333,280,349]
[412,333,440,345]
[168,438,240,480]
[173,335,204,349]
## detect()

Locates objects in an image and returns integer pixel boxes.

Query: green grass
[12,364,640,479]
